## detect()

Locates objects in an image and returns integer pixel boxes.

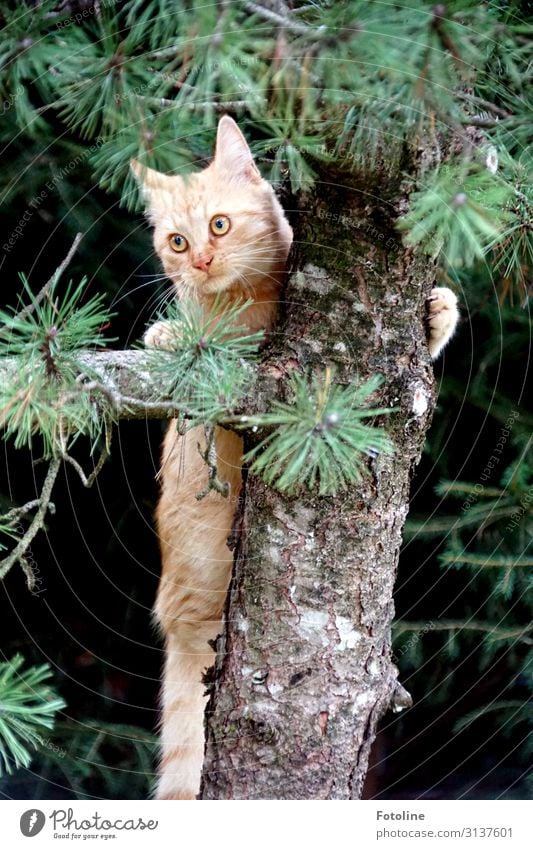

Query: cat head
[131,116,292,298]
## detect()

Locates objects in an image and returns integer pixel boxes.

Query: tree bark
[200,172,436,799]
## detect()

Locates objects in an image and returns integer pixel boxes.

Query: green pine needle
[245,371,394,495]
[145,295,263,422]
[0,274,115,456]
[0,654,66,776]
[31,719,156,800]
[0,517,22,553]
[454,701,532,745]
[399,163,513,266]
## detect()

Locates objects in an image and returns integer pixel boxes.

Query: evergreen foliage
[0,273,115,456]
[0,654,65,775]
[28,721,156,799]
[246,371,393,494]
[145,296,263,422]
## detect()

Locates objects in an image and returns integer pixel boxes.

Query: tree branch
[196,424,231,500]
[13,232,84,322]
[244,1,319,36]
[0,349,278,421]
[0,420,112,587]
[0,458,61,587]
[394,620,532,643]
[61,431,111,489]
[0,350,167,418]
[456,92,511,120]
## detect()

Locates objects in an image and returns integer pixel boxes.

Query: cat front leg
[144,320,179,349]
[426,287,459,359]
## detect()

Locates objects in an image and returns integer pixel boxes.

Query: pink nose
[192,254,213,272]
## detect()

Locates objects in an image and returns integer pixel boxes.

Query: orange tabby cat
[132,116,458,801]
[131,116,293,799]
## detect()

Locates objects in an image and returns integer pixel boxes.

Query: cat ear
[213,116,260,181]
[130,160,174,207]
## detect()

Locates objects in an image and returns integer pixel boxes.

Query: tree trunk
[200,170,436,799]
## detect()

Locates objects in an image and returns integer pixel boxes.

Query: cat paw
[144,320,177,350]
[426,287,459,359]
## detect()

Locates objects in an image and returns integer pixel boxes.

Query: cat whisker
[142,277,173,287]
[141,284,174,316]
[242,249,284,259]
[239,264,282,285]
[111,278,170,308]
[235,229,287,250]
[147,288,176,319]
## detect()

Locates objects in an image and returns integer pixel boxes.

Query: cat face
[132,117,292,297]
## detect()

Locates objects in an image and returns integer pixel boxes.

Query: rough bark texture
[200,172,437,799]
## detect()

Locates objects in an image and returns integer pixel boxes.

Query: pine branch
[0,350,397,570]
[0,654,66,776]
[0,425,111,586]
[12,233,83,323]
[454,701,532,735]
[0,271,117,455]
[394,620,532,644]
[61,429,112,489]
[405,503,519,536]
[2,500,45,523]
[457,93,511,120]
[196,424,231,500]
[439,553,533,569]
[244,2,319,37]
[398,161,513,266]
[244,369,394,495]
[0,458,61,588]
[0,346,263,424]
[137,95,253,111]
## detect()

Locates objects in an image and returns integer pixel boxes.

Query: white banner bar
[3,799,530,849]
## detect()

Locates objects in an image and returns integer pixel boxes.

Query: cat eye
[210,215,231,236]
[169,233,188,252]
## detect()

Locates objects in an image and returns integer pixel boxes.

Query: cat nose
[192,253,213,272]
